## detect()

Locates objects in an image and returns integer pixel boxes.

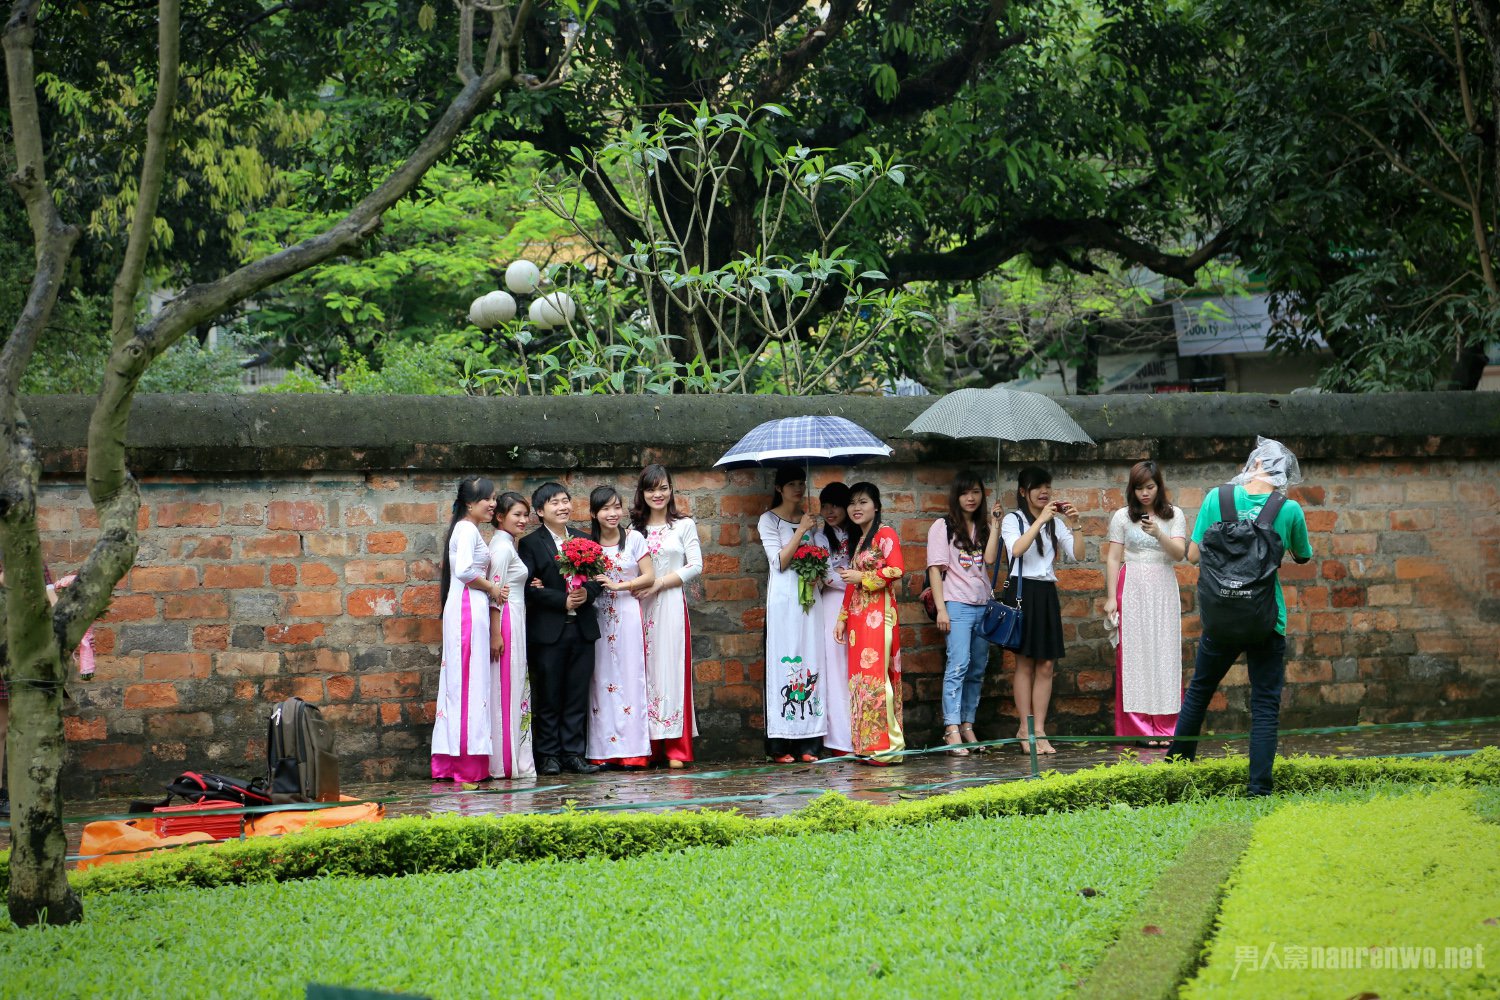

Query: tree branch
[109,0,181,351]
[749,0,862,107]
[884,219,1233,286]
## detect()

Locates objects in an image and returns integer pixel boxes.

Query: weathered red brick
[268,500,326,531]
[383,617,442,645]
[266,623,326,645]
[408,558,439,582]
[285,649,351,674]
[400,585,440,616]
[365,531,409,554]
[163,593,228,620]
[346,559,406,585]
[284,591,342,617]
[1303,510,1337,533]
[81,744,143,771]
[381,502,440,524]
[215,651,281,677]
[1389,509,1437,531]
[358,671,422,699]
[192,625,230,651]
[64,716,108,741]
[269,563,298,586]
[130,566,199,592]
[261,677,325,703]
[124,682,180,709]
[718,524,742,546]
[241,535,302,558]
[301,562,339,586]
[702,553,740,576]
[144,652,211,680]
[1394,557,1444,580]
[156,502,222,528]
[306,534,359,557]
[379,703,403,726]
[224,503,266,526]
[348,588,399,617]
[102,594,158,622]
[704,578,758,601]
[325,674,357,700]
[203,564,265,589]
[344,505,377,527]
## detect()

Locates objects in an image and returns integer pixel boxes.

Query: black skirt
[1000,577,1067,662]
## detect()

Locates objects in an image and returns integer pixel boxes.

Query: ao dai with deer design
[837,526,906,761]
[759,512,827,741]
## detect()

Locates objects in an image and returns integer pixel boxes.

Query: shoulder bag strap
[994,513,1025,602]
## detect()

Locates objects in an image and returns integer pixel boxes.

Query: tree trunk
[5,673,80,927]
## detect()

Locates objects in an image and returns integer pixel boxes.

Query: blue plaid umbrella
[713,415,893,468]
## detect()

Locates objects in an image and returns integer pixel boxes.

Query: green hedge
[1182,787,1500,997]
[6,749,1497,899]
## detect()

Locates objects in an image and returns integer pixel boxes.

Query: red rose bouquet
[556,537,612,588]
[790,541,830,612]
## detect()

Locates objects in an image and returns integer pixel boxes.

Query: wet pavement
[14,719,1497,861]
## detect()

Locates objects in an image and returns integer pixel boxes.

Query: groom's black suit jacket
[517,526,603,644]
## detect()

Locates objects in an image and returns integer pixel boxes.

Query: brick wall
[26,393,1500,798]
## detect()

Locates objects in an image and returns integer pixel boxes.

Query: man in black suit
[517,482,604,775]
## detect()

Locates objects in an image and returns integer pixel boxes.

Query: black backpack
[1196,484,1287,646]
[130,769,272,813]
[267,697,340,803]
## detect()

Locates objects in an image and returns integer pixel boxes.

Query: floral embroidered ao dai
[588,529,651,764]
[759,512,827,745]
[838,525,906,761]
[641,518,702,761]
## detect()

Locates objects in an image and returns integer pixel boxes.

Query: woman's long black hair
[630,464,681,533]
[1013,465,1056,557]
[849,481,883,556]
[441,475,495,607]
[946,468,990,554]
[819,482,858,556]
[590,485,625,543]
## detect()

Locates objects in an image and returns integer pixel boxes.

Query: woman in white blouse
[1102,460,1187,746]
[630,465,703,768]
[1000,465,1084,755]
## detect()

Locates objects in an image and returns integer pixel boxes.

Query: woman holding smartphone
[999,466,1085,755]
[1103,461,1187,745]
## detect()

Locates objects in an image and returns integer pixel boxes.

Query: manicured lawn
[1183,788,1500,999]
[5,797,1281,999]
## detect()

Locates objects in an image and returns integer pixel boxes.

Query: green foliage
[1,796,1276,996]
[2,750,1491,902]
[1216,0,1498,390]
[1184,788,1500,997]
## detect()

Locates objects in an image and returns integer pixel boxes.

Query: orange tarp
[77,798,383,870]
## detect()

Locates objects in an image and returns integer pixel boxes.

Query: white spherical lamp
[528,297,557,329]
[505,259,542,295]
[468,295,489,328]
[481,290,517,325]
[535,291,577,328]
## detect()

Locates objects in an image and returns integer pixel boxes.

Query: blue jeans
[1167,632,1288,795]
[942,601,991,726]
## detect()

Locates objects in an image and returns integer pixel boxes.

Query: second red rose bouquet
[790,541,830,612]
[556,536,613,588]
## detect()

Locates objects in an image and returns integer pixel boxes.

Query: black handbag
[977,515,1024,650]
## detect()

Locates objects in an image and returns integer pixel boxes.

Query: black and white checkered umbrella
[904,385,1094,481]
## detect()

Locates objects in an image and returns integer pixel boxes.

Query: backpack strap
[1218,484,1237,524]
[1255,490,1287,529]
